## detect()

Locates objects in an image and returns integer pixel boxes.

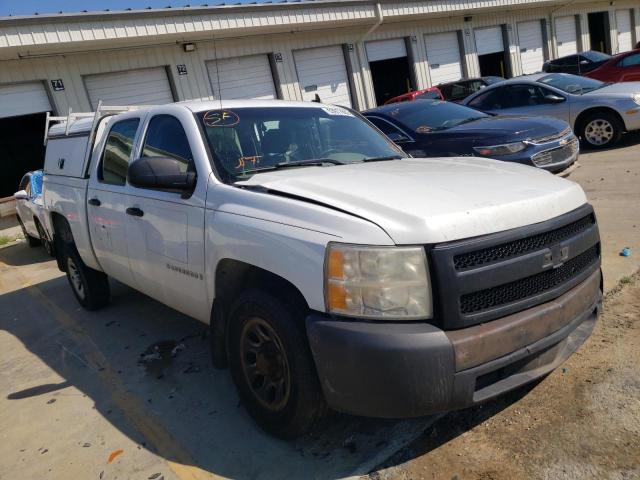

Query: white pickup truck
[42,100,602,438]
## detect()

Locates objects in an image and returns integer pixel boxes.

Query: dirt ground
[369,274,640,480]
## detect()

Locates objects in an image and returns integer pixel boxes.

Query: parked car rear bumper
[306,268,601,418]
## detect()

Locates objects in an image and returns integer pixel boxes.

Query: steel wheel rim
[584,119,614,146]
[240,317,291,412]
[67,257,85,300]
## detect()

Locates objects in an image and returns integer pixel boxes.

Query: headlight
[324,243,432,320]
[632,93,640,106]
[473,141,527,156]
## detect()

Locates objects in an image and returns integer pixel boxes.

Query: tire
[17,217,40,247]
[227,290,326,438]
[578,111,623,149]
[64,246,110,311]
[35,220,54,257]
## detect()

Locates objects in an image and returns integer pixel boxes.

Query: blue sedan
[363,100,578,173]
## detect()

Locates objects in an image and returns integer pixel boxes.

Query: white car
[14,170,53,254]
[41,100,602,438]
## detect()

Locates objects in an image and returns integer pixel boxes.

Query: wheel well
[50,212,73,271]
[210,259,310,367]
[574,107,626,134]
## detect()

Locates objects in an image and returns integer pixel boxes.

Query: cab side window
[142,115,194,173]
[620,54,640,68]
[468,87,505,110]
[100,119,140,186]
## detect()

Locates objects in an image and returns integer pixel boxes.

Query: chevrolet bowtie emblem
[559,139,569,146]
[543,245,570,269]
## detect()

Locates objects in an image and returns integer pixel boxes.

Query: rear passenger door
[87,116,140,287]
[124,114,208,320]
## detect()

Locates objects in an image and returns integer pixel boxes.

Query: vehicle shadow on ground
[0,241,51,266]
[370,382,541,474]
[0,250,535,480]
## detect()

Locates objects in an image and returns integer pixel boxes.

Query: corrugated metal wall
[0,0,638,113]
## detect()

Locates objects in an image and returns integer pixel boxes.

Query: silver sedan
[462,73,640,148]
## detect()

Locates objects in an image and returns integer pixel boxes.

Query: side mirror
[544,94,566,104]
[128,156,196,192]
[14,190,29,200]
[387,132,411,143]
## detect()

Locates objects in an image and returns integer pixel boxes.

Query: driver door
[492,84,570,124]
[124,114,208,321]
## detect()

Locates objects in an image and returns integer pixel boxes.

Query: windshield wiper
[232,158,344,176]
[361,155,404,162]
[274,158,345,168]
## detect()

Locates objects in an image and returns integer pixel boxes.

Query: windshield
[581,51,611,62]
[538,73,605,94]
[385,100,488,132]
[197,106,405,182]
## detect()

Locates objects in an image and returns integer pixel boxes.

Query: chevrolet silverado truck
[42,100,602,438]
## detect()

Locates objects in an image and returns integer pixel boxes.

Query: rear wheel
[579,111,623,149]
[17,217,40,247]
[35,221,54,256]
[227,290,326,438]
[64,247,110,311]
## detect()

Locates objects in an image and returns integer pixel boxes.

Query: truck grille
[429,205,601,329]
[532,139,578,167]
[454,213,595,270]
[460,244,599,314]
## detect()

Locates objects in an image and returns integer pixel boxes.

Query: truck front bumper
[306,269,601,418]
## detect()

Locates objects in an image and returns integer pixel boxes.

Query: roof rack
[43,100,151,145]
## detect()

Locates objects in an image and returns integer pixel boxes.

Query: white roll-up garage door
[616,9,633,53]
[365,39,407,62]
[0,82,52,119]
[475,26,504,55]
[555,16,578,57]
[293,46,352,107]
[425,32,462,85]
[84,67,174,108]
[208,54,277,100]
[518,20,545,74]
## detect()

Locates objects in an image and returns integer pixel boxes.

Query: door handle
[126,207,144,217]
[88,198,101,206]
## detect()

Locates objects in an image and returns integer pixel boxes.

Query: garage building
[1,0,639,197]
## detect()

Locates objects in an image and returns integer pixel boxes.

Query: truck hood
[235,158,587,244]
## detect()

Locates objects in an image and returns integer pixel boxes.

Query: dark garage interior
[588,11,611,54]
[478,51,509,77]
[0,112,48,198]
[369,56,414,105]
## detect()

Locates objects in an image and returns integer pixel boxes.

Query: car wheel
[579,112,623,149]
[35,221,54,257]
[64,246,110,311]
[17,217,40,247]
[227,290,326,438]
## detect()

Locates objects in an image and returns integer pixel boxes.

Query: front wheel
[227,290,326,438]
[64,247,110,311]
[579,112,623,149]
